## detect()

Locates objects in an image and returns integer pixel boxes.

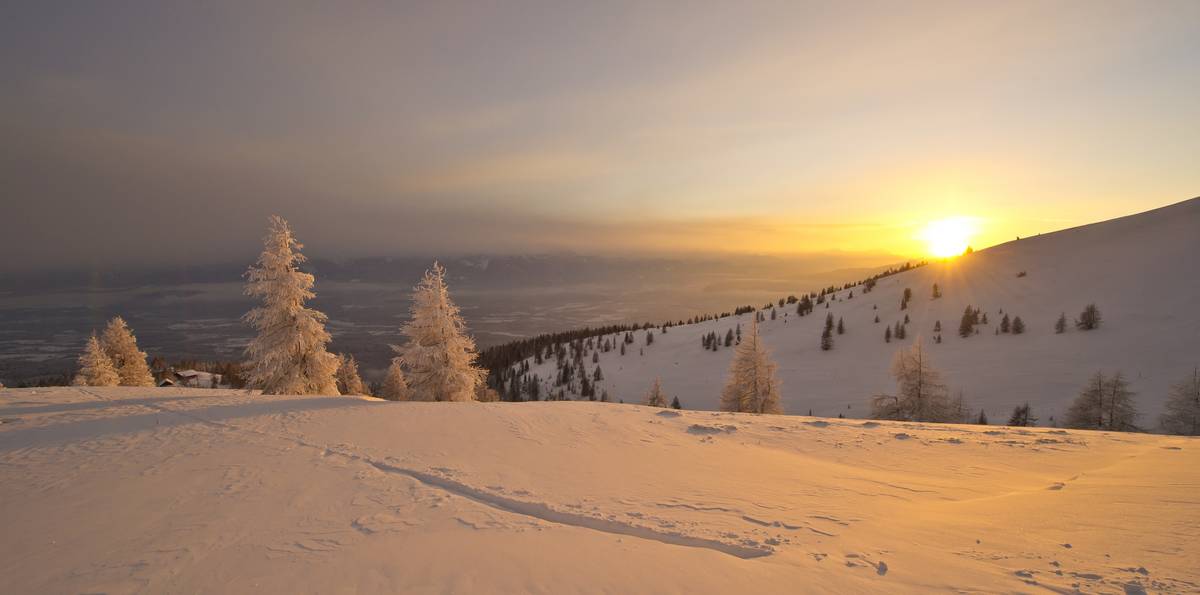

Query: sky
[2,1,1198,272]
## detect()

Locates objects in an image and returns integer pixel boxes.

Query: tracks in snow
[74,389,772,560]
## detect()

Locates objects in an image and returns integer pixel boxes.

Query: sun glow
[920,217,979,258]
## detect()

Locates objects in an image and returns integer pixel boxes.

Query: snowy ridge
[521,198,1200,423]
[2,387,1197,592]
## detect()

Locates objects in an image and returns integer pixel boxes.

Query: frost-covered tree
[1055,312,1068,334]
[243,216,339,395]
[378,360,411,401]
[73,334,120,387]
[1065,371,1138,431]
[871,340,956,422]
[396,262,486,401]
[719,318,783,414]
[335,354,367,396]
[671,396,683,409]
[99,317,154,387]
[644,378,668,408]
[1160,367,1200,435]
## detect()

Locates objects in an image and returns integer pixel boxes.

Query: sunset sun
[920,216,978,258]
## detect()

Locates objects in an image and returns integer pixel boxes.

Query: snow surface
[528,198,1200,423]
[1,387,1197,593]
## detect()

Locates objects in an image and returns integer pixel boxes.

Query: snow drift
[1,387,1197,593]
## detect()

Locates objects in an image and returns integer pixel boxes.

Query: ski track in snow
[5,387,1197,593]
[74,387,773,559]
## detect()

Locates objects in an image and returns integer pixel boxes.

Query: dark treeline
[478,260,926,388]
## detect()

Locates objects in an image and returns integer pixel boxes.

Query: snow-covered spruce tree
[396,262,486,402]
[1054,312,1068,334]
[99,317,155,387]
[242,215,339,395]
[1011,316,1025,335]
[1160,367,1200,435]
[335,354,367,396]
[379,359,411,401]
[1064,371,1138,431]
[73,334,120,387]
[958,307,975,338]
[719,318,783,414]
[870,339,955,422]
[644,377,668,408]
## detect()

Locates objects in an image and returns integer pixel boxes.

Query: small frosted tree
[100,317,154,387]
[396,262,486,401]
[243,215,340,395]
[1160,367,1200,435]
[335,354,368,396]
[871,339,955,422]
[719,318,783,414]
[379,359,411,401]
[644,377,668,408]
[73,334,120,387]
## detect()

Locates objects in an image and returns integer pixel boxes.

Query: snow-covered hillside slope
[1,387,1197,593]
[526,198,1200,423]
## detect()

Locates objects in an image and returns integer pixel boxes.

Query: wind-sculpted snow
[1,387,1198,593]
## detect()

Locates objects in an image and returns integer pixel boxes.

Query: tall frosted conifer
[719,317,783,414]
[100,316,154,387]
[397,262,485,401]
[73,334,120,387]
[243,216,339,395]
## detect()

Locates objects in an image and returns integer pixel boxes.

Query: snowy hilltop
[0,387,1196,593]
[512,198,1200,426]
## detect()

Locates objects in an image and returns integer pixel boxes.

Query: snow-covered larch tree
[242,215,339,395]
[73,334,120,387]
[1160,367,1200,435]
[719,317,783,414]
[99,316,155,386]
[644,377,668,407]
[396,262,486,401]
[871,339,956,422]
[335,354,368,396]
[379,359,411,401]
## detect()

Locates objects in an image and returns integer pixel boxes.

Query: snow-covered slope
[526,198,1200,424]
[1,387,1197,593]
